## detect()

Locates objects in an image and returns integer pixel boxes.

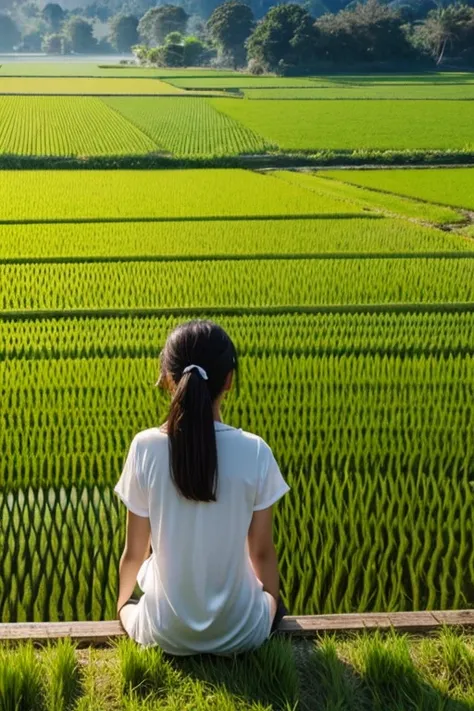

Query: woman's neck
[212,403,222,422]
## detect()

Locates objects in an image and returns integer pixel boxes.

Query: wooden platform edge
[1,611,474,644]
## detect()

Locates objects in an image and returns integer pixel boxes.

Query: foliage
[41,32,64,53]
[315,0,416,63]
[41,2,65,32]
[207,1,255,67]
[183,35,206,65]
[62,16,97,53]
[413,3,474,65]
[0,13,21,50]
[246,3,318,71]
[109,13,139,52]
[138,4,189,46]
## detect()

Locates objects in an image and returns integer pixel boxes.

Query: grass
[1,216,471,260]
[0,77,184,95]
[270,170,464,224]
[1,628,474,710]
[323,167,474,212]
[0,97,158,157]
[212,99,474,151]
[0,169,366,221]
[103,97,272,157]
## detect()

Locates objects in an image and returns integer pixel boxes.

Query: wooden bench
[1,611,473,646]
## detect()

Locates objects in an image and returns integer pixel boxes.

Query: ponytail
[160,320,237,503]
[167,368,217,502]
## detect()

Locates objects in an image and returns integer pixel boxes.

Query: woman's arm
[247,506,279,601]
[117,510,151,615]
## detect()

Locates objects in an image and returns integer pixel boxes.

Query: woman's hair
[160,320,238,502]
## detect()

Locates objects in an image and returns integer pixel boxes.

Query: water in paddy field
[0,54,134,64]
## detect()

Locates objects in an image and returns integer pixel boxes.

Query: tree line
[0,0,473,69]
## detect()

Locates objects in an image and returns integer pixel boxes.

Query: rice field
[0,77,184,94]
[0,63,242,77]
[324,167,474,211]
[4,257,474,311]
[243,84,474,99]
[103,96,272,156]
[212,99,474,151]
[0,169,367,221]
[1,216,470,260]
[269,170,463,224]
[1,62,474,650]
[0,97,158,156]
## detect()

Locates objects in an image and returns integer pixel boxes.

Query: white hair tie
[182,364,208,380]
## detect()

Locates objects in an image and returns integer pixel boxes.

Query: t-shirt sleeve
[114,435,149,518]
[254,441,290,511]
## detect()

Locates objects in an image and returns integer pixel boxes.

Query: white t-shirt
[114,422,290,655]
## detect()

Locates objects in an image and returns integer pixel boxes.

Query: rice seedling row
[0,217,470,260]
[0,97,158,157]
[0,169,366,221]
[3,257,473,312]
[3,312,474,361]
[103,97,271,156]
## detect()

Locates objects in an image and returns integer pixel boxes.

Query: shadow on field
[296,630,474,711]
[168,629,474,711]
[169,635,299,710]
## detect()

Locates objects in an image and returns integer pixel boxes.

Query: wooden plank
[279,614,365,635]
[388,612,439,632]
[362,614,392,629]
[431,610,474,626]
[1,611,473,645]
[0,621,125,645]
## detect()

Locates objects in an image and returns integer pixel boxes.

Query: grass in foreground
[1,627,474,710]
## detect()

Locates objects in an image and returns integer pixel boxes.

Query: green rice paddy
[1,64,474,668]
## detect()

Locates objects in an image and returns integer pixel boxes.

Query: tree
[183,35,205,64]
[138,5,189,46]
[316,0,415,63]
[413,3,474,64]
[18,30,43,51]
[0,13,21,50]
[207,1,254,66]
[42,3,65,31]
[109,14,139,52]
[42,32,64,52]
[63,16,97,52]
[246,4,317,71]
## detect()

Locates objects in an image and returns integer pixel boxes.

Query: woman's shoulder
[132,426,168,449]
[233,429,274,458]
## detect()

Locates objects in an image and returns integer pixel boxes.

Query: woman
[114,319,290,655]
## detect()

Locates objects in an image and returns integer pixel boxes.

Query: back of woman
[114,320,290,656]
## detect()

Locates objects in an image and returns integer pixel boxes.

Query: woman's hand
[117,510,151,616]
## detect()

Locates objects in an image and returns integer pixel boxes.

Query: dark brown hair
[160,320,238,502]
